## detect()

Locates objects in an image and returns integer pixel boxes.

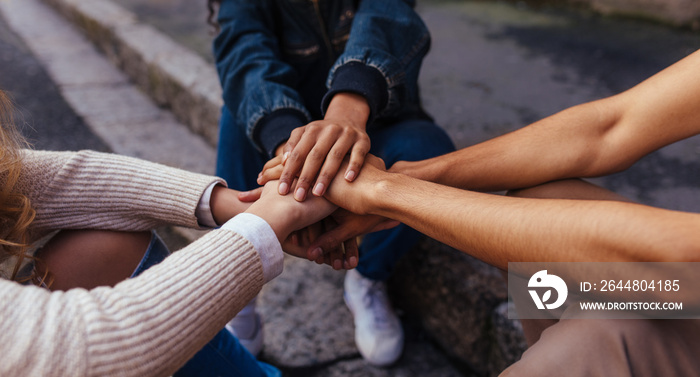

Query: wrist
[325,92,370,130]
[367,171,400,217]
[210,186,249,225]
[244,199,298,242]
[245,204,284,241]
[345,167,396,217]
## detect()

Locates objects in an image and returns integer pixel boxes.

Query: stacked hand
[241,93,400,270]
[264,92,371,202]
[237,179,361,269]
[254,154,399,269]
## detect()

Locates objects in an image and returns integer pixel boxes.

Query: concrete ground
[2,0,700,376]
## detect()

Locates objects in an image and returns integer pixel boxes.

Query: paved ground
[0,12,108,152]
[2,0,700,376]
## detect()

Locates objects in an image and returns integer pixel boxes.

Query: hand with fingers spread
[262,92,371,201]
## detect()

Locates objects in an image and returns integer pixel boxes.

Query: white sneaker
[344,269,404,366]
[225,302,263,357]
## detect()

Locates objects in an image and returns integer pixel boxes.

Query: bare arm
[326,159,700,270]
[393,49,700,191]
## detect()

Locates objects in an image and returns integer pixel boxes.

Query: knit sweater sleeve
[0,225,270,377]
[0,150,280,376]
[16,150,224,233]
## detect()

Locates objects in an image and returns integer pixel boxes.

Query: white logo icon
[528,270,568,310]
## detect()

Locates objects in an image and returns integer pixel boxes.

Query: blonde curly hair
[0,91,40,283]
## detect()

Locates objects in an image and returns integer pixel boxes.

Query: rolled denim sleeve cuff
[222,213,284,284]
[322,62,388,125]
[254,109,307,159]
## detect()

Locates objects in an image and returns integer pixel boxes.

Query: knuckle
[324,236,340,249]
[316,172,333,184]
[306,123,322,133]
[297,175,312,185]
[329,149,346,160]
[308,148,324,160]
[348,161,362,170]
[288,131,302,142]
[288,150,303,162]
[356,143,370,154]
[328,128,342,138]
[280,168,297,181]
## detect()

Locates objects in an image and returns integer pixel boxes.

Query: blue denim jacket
[214,0,432,157]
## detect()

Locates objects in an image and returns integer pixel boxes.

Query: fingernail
[257,175,263,184]
[278,182,289,195]
[282,152,289,164]
[349,256,357,267]
[295,187,306,201]
[310,247,321,260]
[312,182,325,196]
[333,260,342,270]
[345,170,356,181]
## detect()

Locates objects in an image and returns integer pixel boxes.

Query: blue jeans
[216,107,455,281]
[131,232,281,377]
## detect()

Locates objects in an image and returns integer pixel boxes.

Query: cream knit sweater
[1,150,273,377]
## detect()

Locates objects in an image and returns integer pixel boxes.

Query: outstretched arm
[325,158,700,270]
[393,49,700,191]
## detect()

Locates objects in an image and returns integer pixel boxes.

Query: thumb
[237,187,263,202]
